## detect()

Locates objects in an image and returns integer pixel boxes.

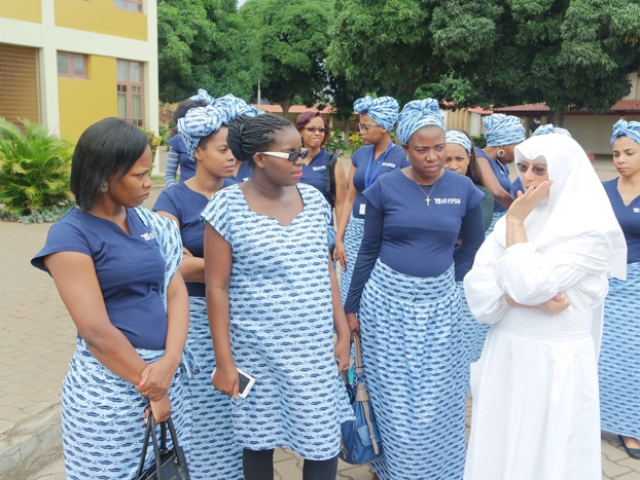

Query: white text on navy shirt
[140,232,156,241]
[434,198,461,205]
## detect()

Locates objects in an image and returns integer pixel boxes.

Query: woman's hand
[506,180,553,223]
[537,293,571,316]
[212,363,240,399]
[334,333,350,373]
[136,356,179,401]
[148,394,172,423]
[346,313,361,336]
[332,240,348,272]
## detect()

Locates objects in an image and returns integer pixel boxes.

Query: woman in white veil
[463,134,626,480]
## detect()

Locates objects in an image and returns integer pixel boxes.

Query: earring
[100,182,109,193]
[497,148,505,158]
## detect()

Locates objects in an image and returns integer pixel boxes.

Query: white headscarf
[493,134,626,280]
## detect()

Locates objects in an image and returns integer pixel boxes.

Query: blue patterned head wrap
[353,96,399,131]
[396,99,445,145]
[212,94,259,119]
[445,130,472,153]
[189,88,215,105]
[483,114,526,147]
[610,119,640,146]
[178,105,228,160]
[532,123,571,138]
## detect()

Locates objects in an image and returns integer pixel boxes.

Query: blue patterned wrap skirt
[485,211,506,236]
[359,260,469,480]
[61,339,195,480]
[599,261,640,439]
[340,214,365,305]
[457,281,490,365]
[182,296,244,479]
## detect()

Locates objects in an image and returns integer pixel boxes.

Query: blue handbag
[339,334,382,464]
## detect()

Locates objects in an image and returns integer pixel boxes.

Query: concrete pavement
[1,158,637,480]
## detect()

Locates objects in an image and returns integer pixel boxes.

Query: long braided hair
[227,114,294,167]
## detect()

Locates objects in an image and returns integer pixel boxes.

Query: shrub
[471,134,486,148]
[348,131,364,151]
[326,129,347,153]
[0,118,73,216]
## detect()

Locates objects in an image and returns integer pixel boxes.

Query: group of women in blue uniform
[31,83,640,480]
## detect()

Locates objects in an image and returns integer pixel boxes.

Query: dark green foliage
[0,119,73,216]
[158,0,259,102]
[326,129,347,152]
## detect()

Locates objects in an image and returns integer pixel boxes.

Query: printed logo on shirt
[242,177,250,182]
[312,165,326,171]
[634,208,640,213]
[140,232,156,241]
[434,198,461,205]
[381,162,397,168]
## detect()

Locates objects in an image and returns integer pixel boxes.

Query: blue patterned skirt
[485,211,506,236]
[340,215,365,305]
[457,281,490,364]
[182,297,244,479]
[359,260,469,480]
[599,261,640,439]
[61,340,193,480]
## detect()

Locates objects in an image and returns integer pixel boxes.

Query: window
[115,0,142,12]
[117,60,144,127]
[0,43,40,127]
[57,52,87,79]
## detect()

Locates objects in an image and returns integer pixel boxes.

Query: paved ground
[1,158,635,480]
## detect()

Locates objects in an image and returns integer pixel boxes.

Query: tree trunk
[548,110,565,127]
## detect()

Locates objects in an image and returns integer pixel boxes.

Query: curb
[0,404,61,480]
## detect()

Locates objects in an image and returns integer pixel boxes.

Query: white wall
[564,114,640,155]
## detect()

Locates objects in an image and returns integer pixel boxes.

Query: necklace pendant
[426,197,430,206]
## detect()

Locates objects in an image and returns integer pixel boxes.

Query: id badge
[359,203,366,215]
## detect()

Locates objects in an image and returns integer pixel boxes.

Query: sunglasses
[516,162,547,176]
[261,148,310,162]
[305,126,327,134]
[358,123,381,132]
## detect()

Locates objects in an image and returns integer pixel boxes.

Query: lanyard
[364,142,394,189]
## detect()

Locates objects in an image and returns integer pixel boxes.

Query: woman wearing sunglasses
[201,113,352,480]
[334,96,409,304]
[464,134,626,480]
[295,111,348,222]
[599,120,640,460]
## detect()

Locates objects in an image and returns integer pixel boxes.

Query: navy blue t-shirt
[168,135,196,183]
[31,208,168,350]
[351,143,409,219]
[153,182,231,297]
[475,147,511,213]
[226,160,253,185]
[603,178,640,263]
[344,169,485,313]
[300,149,333,205]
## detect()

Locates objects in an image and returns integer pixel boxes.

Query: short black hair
[70,117,149,210]
[170,98,210,137]
[227,114,294,167]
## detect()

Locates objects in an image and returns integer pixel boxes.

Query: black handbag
[136,414,190,480]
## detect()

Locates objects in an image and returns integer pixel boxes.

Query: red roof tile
[493,100,640,115]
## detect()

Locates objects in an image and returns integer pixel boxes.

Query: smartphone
[211,367,256,399]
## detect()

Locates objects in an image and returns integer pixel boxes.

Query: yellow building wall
[0,0,42,23]
[55,0,147,41]
[58,55,117,143]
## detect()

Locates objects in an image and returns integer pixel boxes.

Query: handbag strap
[165,416,186,467]
[352,334,380,455]
[136,414,164,480]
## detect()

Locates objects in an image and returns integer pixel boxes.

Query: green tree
[158,0,260,102]
[240,0,334,116]
[327,0,640,114]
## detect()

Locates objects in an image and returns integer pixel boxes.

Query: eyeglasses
[304,126,326,134]
[516,162,547,176]
[358,123,381,132]
[261,148,309,162]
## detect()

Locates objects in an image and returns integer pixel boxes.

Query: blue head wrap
[532,123,571,138]
[483,114,526,147]
[178,105,229,160]
[445,130,472,153]
[212,94,259,119]
[396,99,445,145]
[610,119,640,146]
[190,88,215,105]
[353,96,399,131]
